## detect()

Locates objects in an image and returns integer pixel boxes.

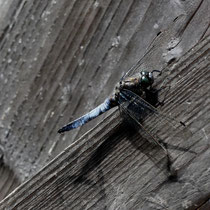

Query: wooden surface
[0,34,210,209]
[0,0,209,208]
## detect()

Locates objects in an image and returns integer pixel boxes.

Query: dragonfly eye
[141,71,146,76]
[141,72,154,87]
[141,75,149,86]
[148,72,154,83]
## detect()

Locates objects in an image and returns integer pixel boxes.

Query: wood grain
[0,0,209,208]
[1,28,210,210]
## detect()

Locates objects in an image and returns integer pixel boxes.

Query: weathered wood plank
[0,0,209,207]
[0,0,208,182]
[0,32,209,209]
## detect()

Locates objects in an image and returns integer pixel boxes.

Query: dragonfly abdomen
[58,98,117,133]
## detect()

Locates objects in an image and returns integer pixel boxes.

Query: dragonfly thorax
[121,71,154,90]
[113,71,155,103]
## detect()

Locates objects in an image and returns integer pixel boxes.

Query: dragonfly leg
[144,87,160,107]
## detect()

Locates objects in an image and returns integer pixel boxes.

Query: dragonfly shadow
[73,121,169,189]
[73,87,194,186]
[120,86,195,180]
[123,122,174,179]
[74,122,129,185]
[125,118,196,180]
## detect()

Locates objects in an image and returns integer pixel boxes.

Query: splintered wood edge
[0,34,209,209]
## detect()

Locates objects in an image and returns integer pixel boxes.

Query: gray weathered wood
[1,31,210,210]
[0,0,209,208]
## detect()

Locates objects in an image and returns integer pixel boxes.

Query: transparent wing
[118,89,191,144]
[121,15,186,81]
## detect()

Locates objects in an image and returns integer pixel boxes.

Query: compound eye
[141,71,146,76]
[141,75,149,85]
[148,72,153,79]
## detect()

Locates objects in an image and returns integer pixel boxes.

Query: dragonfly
[58,15,188,175]
[58,15,186,133]
[58,70,170,134]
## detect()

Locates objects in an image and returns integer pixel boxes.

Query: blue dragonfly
[58,68,186,154]
[58,16,190,177]
[57,70,169,134]
[58,16,186,138]
[58,15,191,178]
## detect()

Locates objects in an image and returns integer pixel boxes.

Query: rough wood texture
[0,0,209,208]
[0,34,210,209]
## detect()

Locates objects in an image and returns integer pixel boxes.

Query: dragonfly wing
[121,15,186,81]
[58,98,116,133]
[118,89,190,143]
[119,90,174,177]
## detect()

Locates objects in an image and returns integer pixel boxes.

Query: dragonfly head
[140,71,154,88]
[140,70,161,88]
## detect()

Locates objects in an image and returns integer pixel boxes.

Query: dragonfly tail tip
[58,128,65,134]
